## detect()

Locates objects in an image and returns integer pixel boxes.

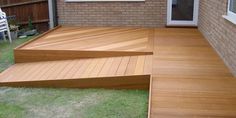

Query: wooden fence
[0,0,49,32]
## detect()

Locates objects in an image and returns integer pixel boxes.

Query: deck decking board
[144,55,153,75]
[89,58,107,77]
[86,37,148,51]
[34,61,54,81]
[23,62,50,81]
[150,28,236,117]
[64,60,83,79]
[36,28,140,43]
[30,28,114,45]
[134,56,146,75]
[42,27,127,41]
[73,59,91,78]
[69,31,147,51]
[74,29,146,50]
[55,60,77,80]
[14,63,37,82]
[125,56,138,75]
[107,57,123,76]
[41,61,59,80]
[99,58,114,77]
[0,55,151,82]
[23,28,147,50]
[116,56,130,76]
[147,29,155,52]
[81,58,100,78]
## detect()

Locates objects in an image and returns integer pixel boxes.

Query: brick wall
[56,0,167,27]
[198,0,236,76]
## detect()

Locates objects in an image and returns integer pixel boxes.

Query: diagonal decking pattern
[0,55,152,89]
[21,27,154,52]
[0,55,152,82]
[14,26,154,63]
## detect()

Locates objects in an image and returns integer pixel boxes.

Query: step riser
[15,49,153,63]
[0,75,151,90]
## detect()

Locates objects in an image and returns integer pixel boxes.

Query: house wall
[56,0,167,27]
[198,0,236,76]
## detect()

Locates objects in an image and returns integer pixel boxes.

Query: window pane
[171,0,194,21]
[230,0,236,13]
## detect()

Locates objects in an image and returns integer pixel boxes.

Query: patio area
[0,27,236,117]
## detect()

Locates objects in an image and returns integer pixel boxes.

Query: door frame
[167,0,199,26]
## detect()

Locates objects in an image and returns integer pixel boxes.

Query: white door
[167,0,199,26]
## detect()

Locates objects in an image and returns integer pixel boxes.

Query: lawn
[0,37,149,118]
[0,87,148,118]
[0,37,33,72]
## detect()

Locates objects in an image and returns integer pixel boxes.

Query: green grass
[0,37,149,118]
[0,87,148,118]
[0,37,34,72]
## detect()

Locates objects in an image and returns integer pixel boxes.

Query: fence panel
[0,0,49,32]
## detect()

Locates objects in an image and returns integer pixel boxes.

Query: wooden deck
[1,26,236,117]
[0,26,153,89]
[14,26,154,63]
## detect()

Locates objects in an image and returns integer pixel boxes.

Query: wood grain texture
[148,76,153,118]
[0,55,152,84]
[15,26,62,49]
[150,28,236,118]
[0,75,151,90]
[14,26,153,62]
[20,26,152,51]
[14,49,152,63]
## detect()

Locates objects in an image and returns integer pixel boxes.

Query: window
[229,0,236,13]
[223,0,236,24]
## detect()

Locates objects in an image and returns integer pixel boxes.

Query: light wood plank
[99,58,114,77]
[125,56,138,75]
[89,58,107,77]
[63,60,84,79]
[80,59,99,78]
[47,60,70,80]
[73,59,91,78]
[55,60,77,79]
[116,56,130,76]
[134,56,146,75]
[107,57,123,76]
[144,55,153,75]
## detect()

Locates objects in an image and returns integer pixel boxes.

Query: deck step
[0,55,152,89]
[14,26,154,63]
[14,49,153,63]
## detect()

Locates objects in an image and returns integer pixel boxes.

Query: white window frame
[223,0,236,24]
[167,0,199,26]
[65,0,145,2]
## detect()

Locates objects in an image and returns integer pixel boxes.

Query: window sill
[65,0,145,2]
[222,15,236,25]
